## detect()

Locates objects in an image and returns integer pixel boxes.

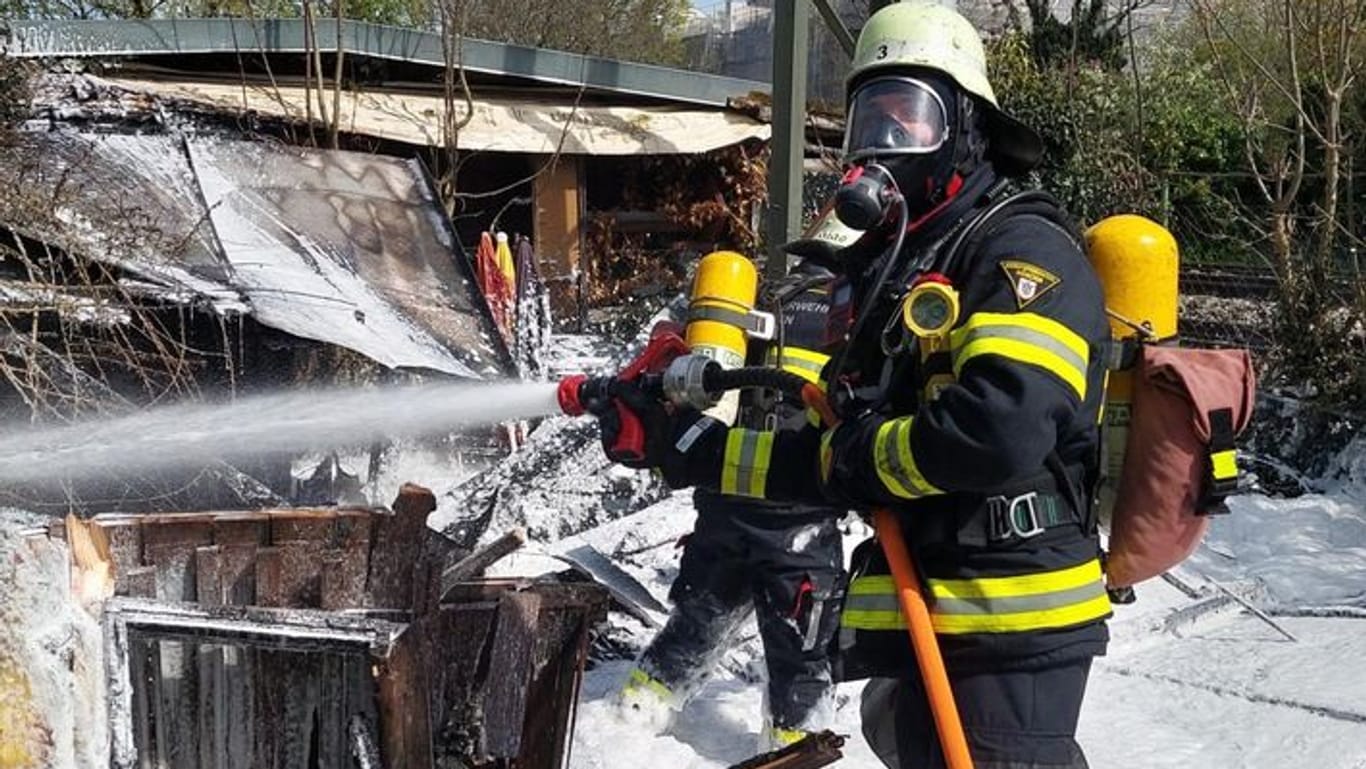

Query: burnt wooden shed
[47,485,607,769]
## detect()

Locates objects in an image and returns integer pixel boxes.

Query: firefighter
[596,2,1111,767]
[618,263,848,750]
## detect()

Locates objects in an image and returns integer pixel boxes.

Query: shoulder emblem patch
[1000,260,1061,309]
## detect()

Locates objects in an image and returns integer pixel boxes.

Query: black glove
[818,413,886,509]
[596,380,721,488]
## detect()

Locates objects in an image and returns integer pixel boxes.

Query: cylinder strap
[688,304,766,334]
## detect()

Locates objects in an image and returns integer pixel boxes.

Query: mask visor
[843,78,948,163]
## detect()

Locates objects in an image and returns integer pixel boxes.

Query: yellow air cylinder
[686,251,759,423]
[1084,215,1180,529]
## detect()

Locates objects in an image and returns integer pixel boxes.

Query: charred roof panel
[0,129,246,310]
[0,121,513,378]
[186,138,510,378]
[113,77,771,155]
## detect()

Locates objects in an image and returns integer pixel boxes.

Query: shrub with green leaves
[988,33,1246,263]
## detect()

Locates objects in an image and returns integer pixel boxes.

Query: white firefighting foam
[0,511,108,769]
[0,380,562,485]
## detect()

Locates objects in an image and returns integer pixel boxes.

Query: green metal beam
[811,0,856,57]
[767,0,809,280]
[1,18,768,108]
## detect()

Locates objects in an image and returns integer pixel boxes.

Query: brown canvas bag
[1106,346,1256,588]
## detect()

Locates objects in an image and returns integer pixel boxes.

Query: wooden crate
[56,485,607,769]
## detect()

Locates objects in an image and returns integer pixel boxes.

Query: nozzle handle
[557,373,649,462]
[604,400,647,463]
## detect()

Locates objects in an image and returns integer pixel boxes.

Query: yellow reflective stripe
[721,428,773,498]
[1211,449,1237,480]
[750,432,774,497]
[872,418,943,499]
[930,593,1112,635]
[842,565,1111,635]
[964,311,1090,360]
[950,312,1090,400]
[806,374,830,427]
[722,430,743,495]
[849,575,896,595]
[928,559,1103,600]
[928,560,1111,634]
[1098,370,1110,424]
[841,608,907,630]
[842,575,904,629]
[784,346,830,366]
[766,346,830,384]
[819,428,835,482]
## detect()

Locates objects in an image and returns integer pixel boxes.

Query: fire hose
[556,330,974,769]
[555,331,833,464]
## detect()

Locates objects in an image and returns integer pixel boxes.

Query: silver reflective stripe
[781,353,826,375]
[764,348,828,376]
[732,430,760,496]
[675,416,720,453]
[952,324,1087,375]
[879,419,937,497]
[845,593,900,613]
[931,579,1107,617]
[802,598,826,652]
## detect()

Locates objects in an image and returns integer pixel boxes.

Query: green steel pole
[766,0,809,281]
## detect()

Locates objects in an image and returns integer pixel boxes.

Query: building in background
[0,18,771,511]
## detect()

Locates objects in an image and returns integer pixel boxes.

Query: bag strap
[1200,406,1239,515]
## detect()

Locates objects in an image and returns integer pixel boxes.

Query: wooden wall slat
[482,590,544,759]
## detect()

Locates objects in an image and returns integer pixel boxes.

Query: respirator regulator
[834,163,900,232]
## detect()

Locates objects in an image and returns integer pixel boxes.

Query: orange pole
[801,383,840,429]
[873,507,975,769]
[800,386,973,767]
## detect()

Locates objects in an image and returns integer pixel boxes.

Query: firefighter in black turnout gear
[619,263,848,749]
[597,3,1112,767]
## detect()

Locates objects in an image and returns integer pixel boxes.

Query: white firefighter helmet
[847,1,1043,175]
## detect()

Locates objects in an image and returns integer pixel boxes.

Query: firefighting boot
[612,667,679,733]
[763,726,810,751]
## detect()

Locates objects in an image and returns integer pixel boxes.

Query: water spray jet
[0,380,564,485]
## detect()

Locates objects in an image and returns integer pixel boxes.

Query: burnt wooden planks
[82,495,605,769]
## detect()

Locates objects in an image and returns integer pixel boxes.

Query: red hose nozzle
[557,375,588,416]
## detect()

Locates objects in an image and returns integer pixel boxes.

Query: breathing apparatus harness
[823,164,1063,421]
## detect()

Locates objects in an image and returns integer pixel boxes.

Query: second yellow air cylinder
[1084,214,1180,527]
[686,251,760,423]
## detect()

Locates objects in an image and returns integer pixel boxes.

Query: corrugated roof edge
[1,18,772,109]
